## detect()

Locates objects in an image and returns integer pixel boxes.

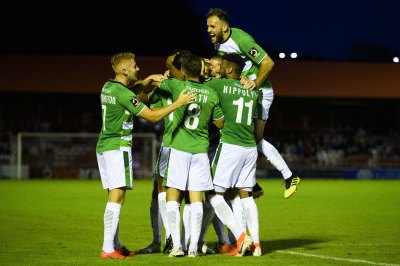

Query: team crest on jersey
[132,98,140,107]
[249,47,260,58]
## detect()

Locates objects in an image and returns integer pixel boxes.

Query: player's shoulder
[204,77,219,85]
[231,27,254,40]
[161,77,180,85]
[201,81,217,92]
[109,81,134,98]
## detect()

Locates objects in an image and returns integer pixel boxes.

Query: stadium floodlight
[290,52,298,59]
[279,52,286,59]
[393,57,399,63]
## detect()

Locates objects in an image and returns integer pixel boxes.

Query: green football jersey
[206,78,260,147]
[149,89,174,147]
[96,80,146,153]
[215,28,272,89]
[159,78,224,153]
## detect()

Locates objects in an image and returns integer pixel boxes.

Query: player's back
[172,80,223,153]
[207,77,259,147]
[159,79,223,153]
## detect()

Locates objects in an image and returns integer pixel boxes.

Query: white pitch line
[277,250,400,266]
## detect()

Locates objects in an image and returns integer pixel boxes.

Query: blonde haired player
[96,52,195,259]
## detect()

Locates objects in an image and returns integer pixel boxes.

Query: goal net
[16,132,158,180]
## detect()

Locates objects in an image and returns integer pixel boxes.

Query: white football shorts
[96,149,133,190]
[212,142,257,192]
[165,148,214,191]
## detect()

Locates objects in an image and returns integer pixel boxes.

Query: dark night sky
[190,0,400,62]
[1,0,399,62]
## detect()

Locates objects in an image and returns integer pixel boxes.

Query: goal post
[16,132,158,180]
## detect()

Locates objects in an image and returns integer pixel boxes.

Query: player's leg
[166,187,184,257]
[197,139,219,255]
[209,143,252,256]
[226,190,245,233]
[97,150,132,259]
[238,190,261,256]
[138,177,162,253]
[186,152,215,257]
[198,196,216,255]
[211,214,233,253]
[256,88,300,198]
[187,191,203,257]
[165,148,191,257]
[139,145,170,253]
[208,190,252,257]
[181,193,191,253]
[155,146,173,253]
[235,146,261,256]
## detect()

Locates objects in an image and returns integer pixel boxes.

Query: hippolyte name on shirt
[223,85,258,97]
[185,85,209,103]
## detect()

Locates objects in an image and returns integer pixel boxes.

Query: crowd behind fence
[0,94,399,179]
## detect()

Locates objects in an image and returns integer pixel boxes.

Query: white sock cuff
[209,194,223,207]
[241,196,255,207]
[106,202,121,212]
[158,191,166,201]
[166,200,179,209]
[191,202,203,210]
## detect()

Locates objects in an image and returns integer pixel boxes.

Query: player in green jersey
[96,52,195,259]
[206,8,300,199]
[137,49,192,254]
[152,53,225,258]
[208,55,223,79]
[206,53,262,256]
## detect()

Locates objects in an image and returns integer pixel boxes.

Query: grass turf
[0,178,399,265]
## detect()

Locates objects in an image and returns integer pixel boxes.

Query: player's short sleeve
[213,100,224,121]
[159,78,181,94]
[149,91,162,109]
[237,29,268,65]
[119,89,146,115]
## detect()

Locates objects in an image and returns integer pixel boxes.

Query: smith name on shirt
[185,85,209,103]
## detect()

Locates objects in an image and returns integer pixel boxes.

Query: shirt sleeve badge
[249,48,260,58]
[132,98,141,107]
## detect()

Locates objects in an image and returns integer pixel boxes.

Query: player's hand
[240,76,257,90]
[177,89,196,106]
[164,70,171,78]
[146,74,165,83]
[224,188,239,201]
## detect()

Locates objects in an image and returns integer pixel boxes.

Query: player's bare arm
[213,117,224,129]
[137,74,166,103]
[166,53,185,81]
[254,55,274,88]
[137,89,196,123]
[240,55,274,90]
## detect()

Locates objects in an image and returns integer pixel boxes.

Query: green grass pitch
[0,178,399,265]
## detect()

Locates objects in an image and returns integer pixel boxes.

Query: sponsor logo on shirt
[249,48,260,58]
[132,98,141,107]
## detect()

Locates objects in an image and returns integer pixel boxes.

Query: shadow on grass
[262,238,325,254]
